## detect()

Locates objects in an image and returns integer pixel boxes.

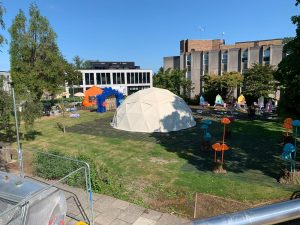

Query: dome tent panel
[111,87,196,133]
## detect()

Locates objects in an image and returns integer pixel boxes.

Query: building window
[146,72,150,83]
[85,73,94,85]
[186,54,191,71]
[242,49,248,73]
[143,72,147,84]
[90,73,94,84]
[221,51,228,74]
[138,72,142,84]
[121,73,125,84]
[127,73,130,84]
[101,73,106,84]
[106,73,111,84]
[96,73,101,84]
[116,73,121,84]
[203,52,209,75]
[131,72,135,84]
[135,72,138,84]
[263,47,270,65]
[113,73,117,84]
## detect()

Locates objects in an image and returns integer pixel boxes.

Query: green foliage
[203,72,243,104]
[153,67,194,99]
[9,4,80,99]
[9,4,80,128]
[275,0,300,114]
[22,100,43,131]
[33,150,126,197]
[82,60,92,69]
[243,63,276,100]
[0,77,12,132]
[72,55,84,69]
[0,1,5,46]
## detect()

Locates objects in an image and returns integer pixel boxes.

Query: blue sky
[0,0,299,72]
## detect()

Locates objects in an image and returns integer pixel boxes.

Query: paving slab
[132,217,156,225]
[34,178,191,225]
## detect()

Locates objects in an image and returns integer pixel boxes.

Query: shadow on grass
[67,106,288,183]
[23,130,43,141]
[154,108,288,182]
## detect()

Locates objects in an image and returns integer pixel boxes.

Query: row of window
[186,48,271,75]
[83,72,151,85]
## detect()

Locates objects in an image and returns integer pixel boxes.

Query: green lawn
[18,110,300,217]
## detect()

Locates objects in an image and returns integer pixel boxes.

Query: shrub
[32,150,125,197]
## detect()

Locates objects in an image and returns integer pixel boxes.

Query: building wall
[249,46,261,66]
[180,39,224,53]
[191,52,201,96]
[208,50,220,75]
[163,56,180,70]
[270,45,283,66]
[164,39,284,98]
[228,49,240,72]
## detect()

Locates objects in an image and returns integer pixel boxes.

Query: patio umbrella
[74,92,85,97]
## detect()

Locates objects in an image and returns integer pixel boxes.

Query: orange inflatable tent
[82,86,103,107]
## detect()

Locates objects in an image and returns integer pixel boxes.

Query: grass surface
[17,109,300,217]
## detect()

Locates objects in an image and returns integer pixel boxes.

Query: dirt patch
[150,157,178,164]
[194,193,251,219]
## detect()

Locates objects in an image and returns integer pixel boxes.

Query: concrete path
[53,183,191,225]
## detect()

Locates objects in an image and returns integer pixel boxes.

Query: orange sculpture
[283,118,293,136]
[82,86,103,107]
[212,117,231,164]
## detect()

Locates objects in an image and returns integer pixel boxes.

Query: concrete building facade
[164,39,284,98]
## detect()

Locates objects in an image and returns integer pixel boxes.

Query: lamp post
[9,82,24,178]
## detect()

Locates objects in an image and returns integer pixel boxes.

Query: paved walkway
[53,183,191,225]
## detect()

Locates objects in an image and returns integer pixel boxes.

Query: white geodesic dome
[111,87,196,133]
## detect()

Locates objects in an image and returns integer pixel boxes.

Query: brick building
[164,39,284,98]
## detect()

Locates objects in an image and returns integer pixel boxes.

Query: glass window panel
[139,73,142,84]
[135,72,138,84]
[96,73,101,84]
[131,73,134,84]
[89,73,94,84]
[127,73,130,84]
[106,73,111,84]
[113,73,117,84]
[121,73,125,84]
[142,72,146,84]
[85,73,89,85]
[116,73,121,84]
[147,72,150,83]
[101,73,106,84]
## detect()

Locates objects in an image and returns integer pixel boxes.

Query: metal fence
[0,149,94,225]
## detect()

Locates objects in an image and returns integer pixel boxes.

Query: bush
[33,150,125,197]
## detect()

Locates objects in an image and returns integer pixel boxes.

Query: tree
[153,67,194,99]
[0,77,12,135]
[203,72,243,104]
[9,4,80,128]
[242,64,276,102]
[274,0,300,114]
[73,55,84,69]
[82,60,92,69]
[0,1,4,46]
